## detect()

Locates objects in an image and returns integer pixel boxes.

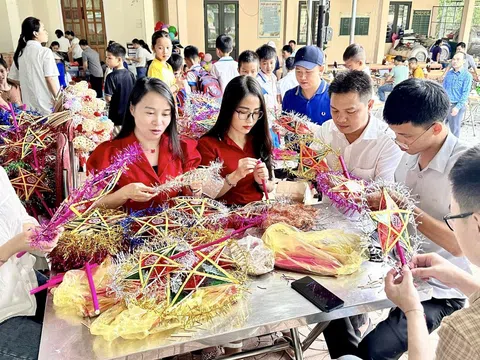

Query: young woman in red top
[198,75,274,205]
[87,77,201,211]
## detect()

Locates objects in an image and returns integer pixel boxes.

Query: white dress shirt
[0,167,39,324]
[395,132,471,300]
[57,36,70,53]
[71,37,83,59]
[135,47,149,67]
[211,56,239,92]
[257,70,281,113]
[310,115,403,181]
[9,41,60,115]
[278,71,299,99]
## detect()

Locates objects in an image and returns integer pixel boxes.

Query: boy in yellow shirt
[148,31,183,94]
[408,57,425,79]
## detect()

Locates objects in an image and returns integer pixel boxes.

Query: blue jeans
[136,67,147,79]
[446,104,466,137]
[378,83,394,102]
[0,271,48,360]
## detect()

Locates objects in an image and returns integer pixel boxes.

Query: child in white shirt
[211,34,239,93]
[256,44,281,114]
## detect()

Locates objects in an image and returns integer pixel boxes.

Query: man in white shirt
[309,70,402,181]
[324,79,470,360]
[343,43,371,76]
[66,31,83,65]
[278,57,298,100]
[54,29,70,60]
[128,38,149,79]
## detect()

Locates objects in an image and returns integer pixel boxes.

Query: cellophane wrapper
[262,223,367,276]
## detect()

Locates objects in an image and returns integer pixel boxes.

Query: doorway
[60,0,108,61]
[204,1,239,60]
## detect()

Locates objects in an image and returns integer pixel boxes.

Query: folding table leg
[290,328,304,360]
[301,321,330,352]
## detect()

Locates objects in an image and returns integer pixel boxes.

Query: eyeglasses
[394,124,434,150]
[443,212,474,231]
[235,110,264,121]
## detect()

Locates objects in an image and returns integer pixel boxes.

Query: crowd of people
[0,15,479,360]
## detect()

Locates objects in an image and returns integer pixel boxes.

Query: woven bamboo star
[369,189,412,254]
[167,244,238,306]
[21,127,52,159]
[279,137,338,181]
[275,113,312,135]
[10,167,50,201]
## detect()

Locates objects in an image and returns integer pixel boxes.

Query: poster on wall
[259,0,282,38]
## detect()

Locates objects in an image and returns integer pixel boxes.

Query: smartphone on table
[291,276,345,312]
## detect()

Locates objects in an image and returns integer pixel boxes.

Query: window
[386,2,412,43]
[297,1,319,45]
[430,5,463,39]
[412,10,431,36]
[204,1,239,59]
[339,17,370,36]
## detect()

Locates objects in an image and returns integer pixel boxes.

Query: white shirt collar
[26,40,42,48]
[405,132,459,174]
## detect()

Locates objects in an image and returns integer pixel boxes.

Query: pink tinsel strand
[316,171,364,214]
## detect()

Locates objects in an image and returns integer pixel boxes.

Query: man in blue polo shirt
[282,46,331,125]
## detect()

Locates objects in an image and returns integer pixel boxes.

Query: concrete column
[458,0,475,44]
[373,0,389,64]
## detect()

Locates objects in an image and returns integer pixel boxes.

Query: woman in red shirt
[198,75,274,205]
[87,77,201,211]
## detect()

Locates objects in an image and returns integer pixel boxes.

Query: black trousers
[89,76,103,98]
[323,297,465,360]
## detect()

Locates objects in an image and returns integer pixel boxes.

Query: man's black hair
[328,70,373,103]
[107,42,126,58]
[343,43,366,62]
[238,50,259,65]
[282,45,293,54]
[457,42,467,49]
[69,31,75,37]
[383,79,450,127]
[79,39,88,46]
[408,57,418,64]
[289,40,296,45]
[394,55,404,62]
[55,29,64,38]
[167,53,184,72]
[50,41,60,48]
[184,45,199,59]
[256,44,277,61]
[216,34,233,53]
[285,57,295,71]
[434,39,442,46]
[449,145,480,212]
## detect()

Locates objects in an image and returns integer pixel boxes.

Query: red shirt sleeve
[180,137,201,171]
[198,136,220,166]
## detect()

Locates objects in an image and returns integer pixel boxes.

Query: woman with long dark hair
[198,75,274,205]
[8,17,59,115]
[87,77,201,211]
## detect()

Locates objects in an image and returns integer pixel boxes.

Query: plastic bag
[262,223,367,276]
[230,235,275,276]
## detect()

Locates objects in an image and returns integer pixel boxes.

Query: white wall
[103,0,150,48]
